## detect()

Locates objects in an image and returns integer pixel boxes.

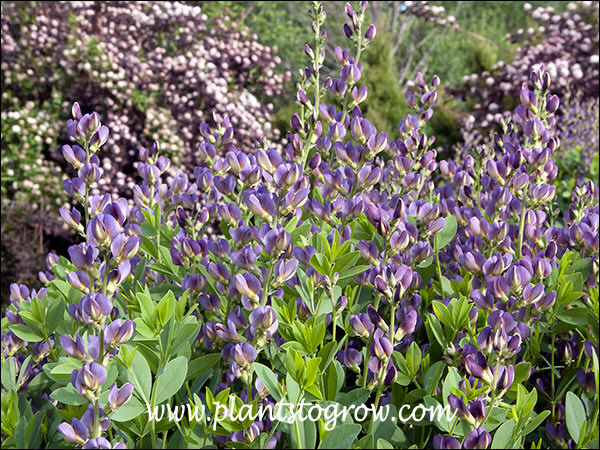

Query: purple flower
[60,334,98,362]
[395,308,418,339]
[86,214,122,248]
[464,428,491,449]
[433,435,461,449]
[106,382,134,411]
[338,348,362,372]
[70,362,107,396]
[57,419,89,445]
[370,329,393,360]
[447,394,471,422]
[232,343,257,368]
[496,365,515,390]
[199,293,222,314]
[234,273,262,304]
[249,306,278,341]
[465,352,494,384]
[82,437,112,449]
[104,319,136,348]
[349,313,374,338]
[80,293,113,324]
[110,234,141,263]
[273,259,298,285]
[68,243,97,273]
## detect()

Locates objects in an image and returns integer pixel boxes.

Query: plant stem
[434,233,444,297]
[516,191,528,260]
[367,368,385,435]
[93,398,101,438]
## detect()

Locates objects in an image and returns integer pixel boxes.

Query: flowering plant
[1,2,598,449]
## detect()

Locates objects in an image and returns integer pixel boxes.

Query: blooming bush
[1,0,287,209]
[0,0,289,303]
[1,2,599,449]
[453,1,599,129]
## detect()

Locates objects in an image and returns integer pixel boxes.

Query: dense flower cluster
[453,1,599,128]
[1,0,288,204]
[1,2,599,449]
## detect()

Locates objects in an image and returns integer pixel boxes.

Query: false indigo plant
[1,2,599,449]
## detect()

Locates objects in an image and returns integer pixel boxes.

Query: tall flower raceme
[55,105,139,449]
[2,2,599,449]
[434,67,599,448]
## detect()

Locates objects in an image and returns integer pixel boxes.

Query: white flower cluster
[0,98,64,210]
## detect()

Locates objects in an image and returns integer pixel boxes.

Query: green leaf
[186,353,221,382]
[423,361,445,395]
[565,391,586,444]
[311,253,330,277]
[140,235,159,260]
[522,410,551,436]
[337,265,371,281]
[491,418,515,448]
[436,215,457,249]
[128,351,152,402]
[253,363,283,402]
[154,356,188,404]
[557,308,594,326]
[331,251,360,274]
[318,423,361,449]
[406,342,422,378]
[512,362,532,386]
[336,388,370,407]
[431,301,452,328]
[9,324,44,342]
[24,410,44,448]
[569,257,591,283]
[110,396,146,422]
[50,386,87,405]
[426,313,446,347]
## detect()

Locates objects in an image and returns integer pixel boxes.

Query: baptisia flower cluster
[2,1,599,449]
[56,106,138,449]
